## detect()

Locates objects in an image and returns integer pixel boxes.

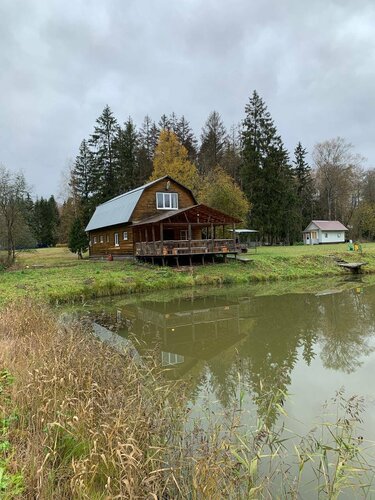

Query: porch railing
[135,239,236,256]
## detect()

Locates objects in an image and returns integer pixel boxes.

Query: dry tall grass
[0,301,189,498]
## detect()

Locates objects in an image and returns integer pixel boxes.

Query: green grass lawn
[0,244,374,305]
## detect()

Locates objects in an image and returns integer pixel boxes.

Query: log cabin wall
[131,178,196,221]
[89,224,134,256]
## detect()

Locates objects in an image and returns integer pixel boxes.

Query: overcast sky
[1,0,374,198]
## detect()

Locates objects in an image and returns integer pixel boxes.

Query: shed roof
[85,176,196,231]
[303,220,348,232]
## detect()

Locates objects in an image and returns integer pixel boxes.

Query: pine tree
[241,91,298,243]
[68,217,88,259]
[198,111,227,175]
[114,117,139,192]
[89,105,119,202]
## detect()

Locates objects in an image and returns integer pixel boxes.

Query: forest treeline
[1,90,375,262]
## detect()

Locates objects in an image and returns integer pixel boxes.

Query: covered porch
[132,204,241,264]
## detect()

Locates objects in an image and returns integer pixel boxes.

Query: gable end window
[156,192,178,210]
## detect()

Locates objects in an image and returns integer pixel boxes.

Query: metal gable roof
[85,176,197,232]
[303,220,348,232]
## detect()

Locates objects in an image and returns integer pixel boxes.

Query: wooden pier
[337,262,368,273]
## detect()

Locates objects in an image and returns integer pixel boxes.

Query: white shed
[303,220,348,245]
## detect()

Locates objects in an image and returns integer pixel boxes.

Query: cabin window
[123,231,128,241]
[180,230,188,240]
[162,351,184,366]
[156,192,178,210]
[106,234,109,243]
[100,235,104,243]
[93,236,97,244]
[114,233,119,246]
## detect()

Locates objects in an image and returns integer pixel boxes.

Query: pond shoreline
[1,246,375,304]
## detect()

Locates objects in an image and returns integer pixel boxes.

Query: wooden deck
[135,239,236,257]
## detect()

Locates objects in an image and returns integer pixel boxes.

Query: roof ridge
[100,176,170,206]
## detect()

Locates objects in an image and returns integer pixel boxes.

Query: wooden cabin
[86,176,241,264]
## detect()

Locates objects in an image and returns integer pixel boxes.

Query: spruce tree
[114,117,139,192]
[158,114,171,131]
[222,124,242,184]
[68,217,88,259]
[241,91,298,243]
[293,142,314,229]
[175,115,198,163]
[32,196,60,247]
[198,111,227,175]
[138,115,159,183]
[89,105,119,202]
[70,139,97,224]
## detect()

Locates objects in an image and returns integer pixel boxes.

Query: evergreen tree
[198,111,227,175]
[158,114,171,131]
[32,196,60,247]
[89,105,119,202]
[68,217,88,259]
[138,115,159,184]
[293,142,314,230]
[241,91,298,243]
[175,115,198,163]
[70,139,97,224]
[222,124,242,184]
[114,117,139,192]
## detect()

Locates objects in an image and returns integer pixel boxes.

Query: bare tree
[313,137,364,223]
[0,165,27,263]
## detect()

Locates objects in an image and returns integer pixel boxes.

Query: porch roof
[132,203,241,227]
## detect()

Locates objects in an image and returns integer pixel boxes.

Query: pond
[71,276,375,495]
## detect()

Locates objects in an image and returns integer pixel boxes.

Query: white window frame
[180,229,188,240]
[100,235,104,243]
[93,236,97,244]
[123,231,128,241]
[106,234,109,243]
[156,192,178,210]
[114,233,119,247]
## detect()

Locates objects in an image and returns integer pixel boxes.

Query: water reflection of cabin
[116,295,253,376]
[86,176,241,264]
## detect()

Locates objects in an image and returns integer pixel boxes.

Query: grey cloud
[1,0,374,196]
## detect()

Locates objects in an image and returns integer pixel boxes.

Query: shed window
[325,233,328,238]
[156,192,178,210]
[93,236,97,244]
[337,233,341,238]
[100,235,104,243]
[114,233,119,246]
[123,231,128,241]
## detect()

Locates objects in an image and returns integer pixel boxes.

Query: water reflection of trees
[91,285,375,425]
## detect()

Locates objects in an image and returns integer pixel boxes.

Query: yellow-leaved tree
[150,130,200,192]
[198,167,251,224]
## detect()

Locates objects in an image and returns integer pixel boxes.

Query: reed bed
[1,302,374,498]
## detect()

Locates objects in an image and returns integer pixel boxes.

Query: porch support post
[232,222,236,251]
[188,223,192,254]
[152,225,156,255]
[160,223,164,256]
[211,223,214,253]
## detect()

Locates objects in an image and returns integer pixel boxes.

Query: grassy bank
[1,244,375,305]
[1,302,373,498]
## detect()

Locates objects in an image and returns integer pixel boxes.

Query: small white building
[303,220,348,245]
